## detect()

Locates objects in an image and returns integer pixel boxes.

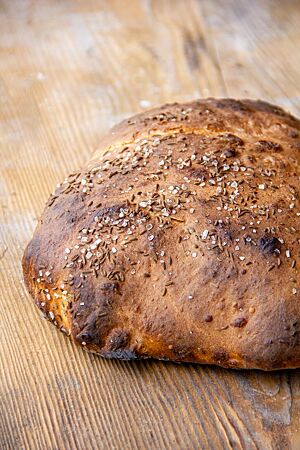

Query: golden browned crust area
[23,98,300,370]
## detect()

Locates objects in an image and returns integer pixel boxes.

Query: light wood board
[1,0,300,448]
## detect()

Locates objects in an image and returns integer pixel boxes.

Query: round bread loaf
[23,98,300,370]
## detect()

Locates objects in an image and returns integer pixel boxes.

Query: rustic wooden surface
[1,0,300,449]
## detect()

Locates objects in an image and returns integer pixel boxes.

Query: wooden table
[1,1,300,448]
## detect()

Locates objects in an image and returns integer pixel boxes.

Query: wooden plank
[0,0,299,448]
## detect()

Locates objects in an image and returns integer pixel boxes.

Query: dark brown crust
[22,98,300,370]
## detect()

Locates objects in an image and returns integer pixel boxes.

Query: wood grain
[0,0,300,448]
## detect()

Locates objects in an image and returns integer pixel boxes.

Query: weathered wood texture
[1,0,300,449]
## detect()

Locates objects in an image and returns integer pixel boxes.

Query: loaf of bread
[23,98,300,370]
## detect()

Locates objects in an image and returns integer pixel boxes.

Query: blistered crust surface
[23,98,300,370]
